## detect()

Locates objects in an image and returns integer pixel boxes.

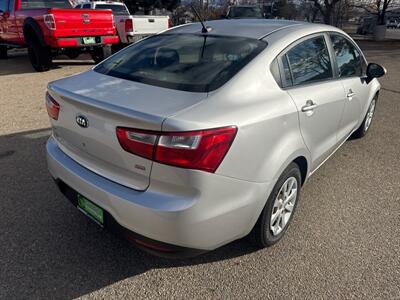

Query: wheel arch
[23,18,46,47]
[293,156,308,186]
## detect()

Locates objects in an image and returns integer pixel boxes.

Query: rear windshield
[94,34,267,92]
[95,4,129,15]
[20,0,71,9]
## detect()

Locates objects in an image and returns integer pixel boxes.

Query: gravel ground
[0,44,399,299]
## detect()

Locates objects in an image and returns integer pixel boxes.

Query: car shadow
[0,128,259,299]
[0,50,94,76]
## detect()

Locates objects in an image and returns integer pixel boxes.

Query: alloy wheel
[270,177,298,236]
[364,99,376,132]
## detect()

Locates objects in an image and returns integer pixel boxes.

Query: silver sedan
[46,19,385,257]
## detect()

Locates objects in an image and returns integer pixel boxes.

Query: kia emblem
[76,115,89,128]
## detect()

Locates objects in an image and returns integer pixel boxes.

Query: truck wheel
[27,39,52,72]
[90,45,112,64]
[0,45,7,59]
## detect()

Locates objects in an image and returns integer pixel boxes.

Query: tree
[309,0,343,25]
[275,0,300,20]
[353,0,399,24]
[298,1,320,22]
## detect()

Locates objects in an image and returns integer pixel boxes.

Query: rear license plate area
[82,37,97,45]
[77,194,104,227]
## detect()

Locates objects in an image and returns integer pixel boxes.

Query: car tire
[27,39,52,72]
[250,162,301,248]
[351,96,377,139]
[90,45,112,64]
[0,45,7,59]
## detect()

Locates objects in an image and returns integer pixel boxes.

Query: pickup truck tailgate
[133,16,169,35]
[50,8,115,38]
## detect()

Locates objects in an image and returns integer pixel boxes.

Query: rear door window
[285,36,333,86]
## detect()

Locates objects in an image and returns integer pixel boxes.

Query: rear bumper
[48,35,119,48]
[46,136,271,252]
[56,179,205,258]
[126,34,150,44]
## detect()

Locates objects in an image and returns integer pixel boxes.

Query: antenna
[191,5,209,34]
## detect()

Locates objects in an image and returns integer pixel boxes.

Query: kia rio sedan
[46,19,385,257]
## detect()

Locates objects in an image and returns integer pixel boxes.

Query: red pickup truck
[0,0,119,71]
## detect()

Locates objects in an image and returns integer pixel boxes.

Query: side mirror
[366,63,386,79]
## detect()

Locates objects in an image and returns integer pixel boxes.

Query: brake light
[116,126,237,173]
[45,92,60,120]
[168,18,172,28]
[116,128,157,160]
[43,14,56,30]
[125,19,133,32]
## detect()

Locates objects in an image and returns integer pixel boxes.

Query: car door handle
[301,100,318,112]
[347,89,356,98]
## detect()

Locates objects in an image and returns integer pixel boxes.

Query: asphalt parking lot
[1,43,399,299]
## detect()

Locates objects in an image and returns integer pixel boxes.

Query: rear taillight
[43,14,56,30]
[116,128,157,160]
[46,92,60,120]
[116,126,237,173]
[125,19,133,32]
[168,18,172,28]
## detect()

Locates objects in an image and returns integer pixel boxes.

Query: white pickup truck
[75,1,171,45]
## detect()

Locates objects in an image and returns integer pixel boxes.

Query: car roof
[167,19,335,40]
[166,19,337,39]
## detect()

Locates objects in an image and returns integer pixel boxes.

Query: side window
[270,58,282,87]
[330,33,362,77]
[285,36,333,86]
[281,55,292,86]
[82,4,91,8]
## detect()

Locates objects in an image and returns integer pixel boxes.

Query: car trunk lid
[48,70,207,191]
